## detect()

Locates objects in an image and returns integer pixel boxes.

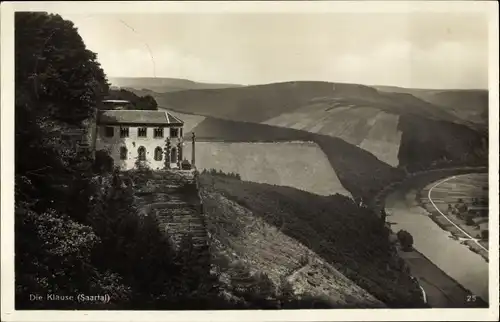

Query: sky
[61,12,489,89]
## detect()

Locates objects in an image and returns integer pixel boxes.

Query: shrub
[202,168,241,180]
[481,230,488,240]
[133,158,152,173]
[94,150,114,173]
[397,230,414,251]
[181,159,192,170]
[465,216,475,226]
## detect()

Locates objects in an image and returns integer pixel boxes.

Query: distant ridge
[374,85,488,127]
[108,77,243,93]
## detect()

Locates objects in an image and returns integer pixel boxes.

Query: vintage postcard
[1,1,499,321]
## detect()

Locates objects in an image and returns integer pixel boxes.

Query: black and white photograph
[1,1,499,321]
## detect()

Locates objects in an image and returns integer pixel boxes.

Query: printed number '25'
[466,295,477,302]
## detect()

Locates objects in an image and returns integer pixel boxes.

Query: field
[199,173,426,307]
[184,141,351,197]
[419,173,489,259]
[263,102,402,166]
[185,116,404,201]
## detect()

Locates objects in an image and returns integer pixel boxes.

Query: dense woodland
[14,12,226,310]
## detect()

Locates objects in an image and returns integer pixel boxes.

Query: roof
[97,110,184,126]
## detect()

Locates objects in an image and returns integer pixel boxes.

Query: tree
[397,230,414,251]
[14,12,132,309]
[106,89,158,110]
[15,12,109,124]
[164,138,171,169]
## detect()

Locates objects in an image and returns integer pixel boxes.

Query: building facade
[94,109,186,170]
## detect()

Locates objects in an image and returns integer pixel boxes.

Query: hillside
[108,77,243,93]
[199,173,426,308]
[153,81,463,124]
[152,81,486,171]
[375,86,488,128]
[183,141,351,197]
[184,117,403,202]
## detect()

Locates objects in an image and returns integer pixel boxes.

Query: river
[385,183,489,304]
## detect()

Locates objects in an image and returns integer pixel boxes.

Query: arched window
[170,147,177,164]
[138,146,146,161]
[154,146,163,161]
[120,146,128,160]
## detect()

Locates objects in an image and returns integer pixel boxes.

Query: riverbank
[377,166,489,308]
[417,174,489,262]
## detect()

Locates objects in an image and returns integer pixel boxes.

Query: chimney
[191,132,196,167]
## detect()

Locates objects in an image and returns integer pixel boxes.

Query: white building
[94,109,186,170]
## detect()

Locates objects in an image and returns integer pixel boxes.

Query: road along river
[384,173,489,307]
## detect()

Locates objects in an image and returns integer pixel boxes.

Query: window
[170,128,179,138]
[154,147,163,161]
[170,147,178,164]
[180,128,183,138]
[154,128,164,138]
[138,146,146,161]
[138,127,147,137]
[105,126,114,137]
[120,127,129,138]
[120,146,128,160]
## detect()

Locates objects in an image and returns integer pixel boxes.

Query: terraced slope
[184,141,351,197]
[131,170,208,251]
[199,173,425,307]
[201,188,384,308]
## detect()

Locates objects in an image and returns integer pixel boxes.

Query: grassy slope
[154,81,464,124]
[108,77,242,93]
[158,81,487,171]
[199,173,425,308]
[188,117,403,202]
[184,141,352,197]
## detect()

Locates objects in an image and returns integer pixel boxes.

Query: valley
[115,78,489,309]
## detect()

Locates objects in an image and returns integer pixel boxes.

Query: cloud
[66,12,489,89]
[324,40,487,89]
